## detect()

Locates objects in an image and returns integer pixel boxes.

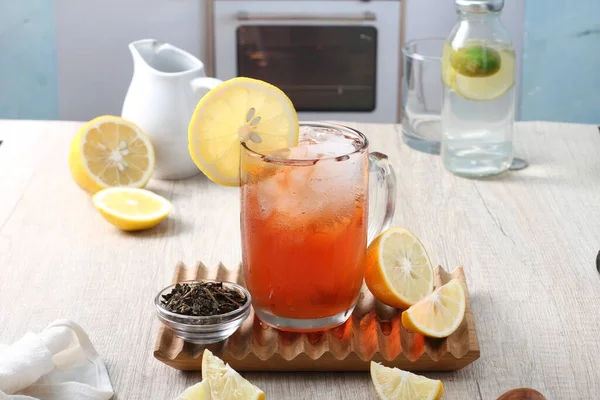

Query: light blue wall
[0,0,58,120]
[1,1,599,124]
[521,0,600,124]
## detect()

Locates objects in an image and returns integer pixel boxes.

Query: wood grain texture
[1,120,600,399]
[153,263,479,371]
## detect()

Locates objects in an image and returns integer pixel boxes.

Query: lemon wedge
[175,381,210,400]
[69,115,155,194]
[188,77,299,186]
[370,362,444,400]
[92,187,172,231]
[202,349,265,400]
[364,228,434,309]
[402,278,466,338]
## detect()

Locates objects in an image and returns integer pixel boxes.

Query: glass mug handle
[367,152,397,243]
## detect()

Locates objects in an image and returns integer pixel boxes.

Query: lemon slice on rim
[175,381,210,400]
[188,77,299,186]
[92,187,172,231]
[402,278,466,338]
[370,362,444,400]
[69,115,155,194]
[202,349,265,400]
[364,228,434,309]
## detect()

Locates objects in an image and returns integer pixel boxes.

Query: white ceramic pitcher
[122,39,222,180]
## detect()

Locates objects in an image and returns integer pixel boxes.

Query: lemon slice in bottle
[401,278,467,338]
[188,77,299,186]
[442,41,516,102]
[370,362,444,400]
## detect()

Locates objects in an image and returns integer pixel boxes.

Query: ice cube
[287,145,311,159]
[268,147,292,159]
[268,143,354,160]
[267,146,311,160]
[302,142,356,159]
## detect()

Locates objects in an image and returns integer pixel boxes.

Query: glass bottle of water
[441,0,515,177]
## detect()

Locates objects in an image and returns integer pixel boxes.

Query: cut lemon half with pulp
[69,115,155,194]
[402,278,466,338]
[370,362,444,400]
[202,349,265,400]
[188,77,299,186]
[92,187,172,231]
[175,381,210,400]
[365,228,434,309]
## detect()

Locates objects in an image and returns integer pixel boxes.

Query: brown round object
[497,388,547,400]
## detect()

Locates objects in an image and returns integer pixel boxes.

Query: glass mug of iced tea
[240,122,396,331]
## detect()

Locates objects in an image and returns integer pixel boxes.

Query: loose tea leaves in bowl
[161,281,247,317]
[154,279,251,342]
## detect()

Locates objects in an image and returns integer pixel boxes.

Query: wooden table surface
[1,119,599,399]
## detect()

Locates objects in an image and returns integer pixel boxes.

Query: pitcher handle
[367,152,397,243]
[190,77,223,102]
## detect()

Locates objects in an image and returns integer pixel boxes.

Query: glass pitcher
[441,0,516,177]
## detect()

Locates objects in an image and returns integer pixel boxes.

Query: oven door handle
[235,11,376,22]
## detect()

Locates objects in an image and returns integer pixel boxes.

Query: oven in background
[208,0,404,123]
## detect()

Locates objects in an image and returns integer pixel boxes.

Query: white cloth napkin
[0,320,113,400]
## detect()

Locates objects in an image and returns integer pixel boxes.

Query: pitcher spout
[128,39,204,76]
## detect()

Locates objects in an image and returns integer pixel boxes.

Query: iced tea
[241,123,370,331]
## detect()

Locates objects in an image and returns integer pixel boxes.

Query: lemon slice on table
[402,278,466,338]
[92,187,172,231]
[370,362,444,400]
[202,349,265,400]
[364,228,434,309]
[175,381,210,400]
[69,115,155,194]
[188,77,299,187]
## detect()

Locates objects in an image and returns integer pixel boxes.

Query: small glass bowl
[154,280,251,344]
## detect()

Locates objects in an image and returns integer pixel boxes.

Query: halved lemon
[202,349,265,400]
[188,77,299,187]
[402,278,466,338]
[175,381,210,400]
[92,187,172,231]
[69,115,155,194]
[370,362,444,400]
[364,228,434,309]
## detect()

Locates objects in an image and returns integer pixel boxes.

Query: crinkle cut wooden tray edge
[153,261,480,371]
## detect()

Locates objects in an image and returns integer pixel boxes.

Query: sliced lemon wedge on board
[69,115,155,194]
[365,228,434,309]
[175,380,210,400]
[92,187,172,231]
[402,278,466,338]
[188,77,299,187]
[370,362,444,400]
[202,349,265,400]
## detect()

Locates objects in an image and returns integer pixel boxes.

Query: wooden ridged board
[154,262,480,371]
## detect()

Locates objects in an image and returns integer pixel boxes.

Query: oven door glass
[237,25,377,112]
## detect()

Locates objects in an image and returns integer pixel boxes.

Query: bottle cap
[455,0,504,12]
